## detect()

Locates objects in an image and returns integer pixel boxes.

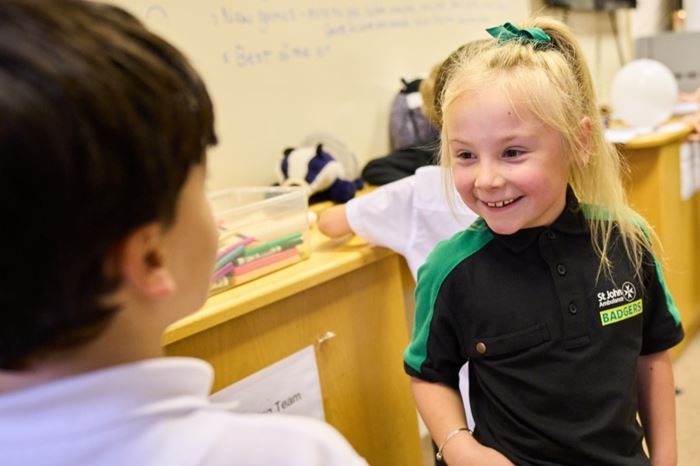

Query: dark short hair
[0,0,217,369]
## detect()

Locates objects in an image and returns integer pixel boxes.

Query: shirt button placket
[543,234,591,347]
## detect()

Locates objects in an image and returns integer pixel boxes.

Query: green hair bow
[486,22,551,45]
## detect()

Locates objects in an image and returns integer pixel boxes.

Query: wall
[531,1,630,104]
[111,0,529,190]
[630,0,673,37]
[532,0,674,104]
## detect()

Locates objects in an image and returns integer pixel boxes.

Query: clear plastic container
[208,186,310,295]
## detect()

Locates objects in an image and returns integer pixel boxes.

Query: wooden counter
[163,229,423,466]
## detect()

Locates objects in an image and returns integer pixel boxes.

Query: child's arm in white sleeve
[318,175,416,252]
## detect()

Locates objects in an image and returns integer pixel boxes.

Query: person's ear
[119,223,176,299]
[578,116,593,166]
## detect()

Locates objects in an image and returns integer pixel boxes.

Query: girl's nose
[474,160,504,189]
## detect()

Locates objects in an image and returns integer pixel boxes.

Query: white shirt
[346,165,477,279]
[0,357,367,466]
[346,165,478,430]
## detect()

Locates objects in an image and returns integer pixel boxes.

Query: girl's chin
[486,224,521,235]
[481,216,523,235]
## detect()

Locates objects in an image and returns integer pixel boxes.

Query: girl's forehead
[453,71,562,120]
[444,83,559,139]
[447,83,527,118]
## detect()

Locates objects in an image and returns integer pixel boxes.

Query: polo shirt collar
[490,186,588,254]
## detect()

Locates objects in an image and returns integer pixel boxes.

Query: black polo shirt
[404,194,684,466]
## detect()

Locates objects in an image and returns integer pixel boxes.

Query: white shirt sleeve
[345,175,416,257]
[199,414,369,466]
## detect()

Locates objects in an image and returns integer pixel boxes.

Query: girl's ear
[118,223,176,299]
[578,116,593,166]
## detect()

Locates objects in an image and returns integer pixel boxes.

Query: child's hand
[317,204,353,238]
[445,442,515,465]
[470,445,516,466]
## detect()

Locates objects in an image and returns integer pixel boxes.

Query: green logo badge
[600,299,643,326]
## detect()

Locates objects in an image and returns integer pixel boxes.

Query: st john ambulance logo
[597,281,637,308]
[598,281,642,326]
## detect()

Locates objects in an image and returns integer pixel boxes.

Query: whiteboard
[110,1,528,190]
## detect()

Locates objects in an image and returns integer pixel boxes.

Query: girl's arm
[637,350,677,466]
[411,377,514,465]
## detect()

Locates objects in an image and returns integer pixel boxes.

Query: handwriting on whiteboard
[144,0,509,68]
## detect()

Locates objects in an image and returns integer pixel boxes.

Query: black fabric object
[361,145,436,186]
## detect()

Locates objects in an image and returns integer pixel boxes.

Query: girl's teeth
[487,198,515,208]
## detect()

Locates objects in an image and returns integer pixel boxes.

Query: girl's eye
[503,148,525,158]
[456,151,475,160]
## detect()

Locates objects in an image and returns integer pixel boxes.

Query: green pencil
[242,231,303,258]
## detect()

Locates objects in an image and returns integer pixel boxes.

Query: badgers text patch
[599,299,643,326]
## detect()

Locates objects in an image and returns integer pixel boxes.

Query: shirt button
[556,264,567,276]
[568,303,578,315]
[476,342,487,354]
[547,231,556,240]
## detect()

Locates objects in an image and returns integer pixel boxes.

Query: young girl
[404,17,684,466]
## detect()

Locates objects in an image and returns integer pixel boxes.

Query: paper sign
[210,345,325,420]
[680,142,700,201]
[681,143,693,200]
[695,144,700,199]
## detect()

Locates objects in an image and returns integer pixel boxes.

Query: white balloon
[611,59,678,128]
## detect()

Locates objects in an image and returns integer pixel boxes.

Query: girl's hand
[471,445,516,466]
[445,442,515,466]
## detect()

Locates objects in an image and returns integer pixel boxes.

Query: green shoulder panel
[404,218,494,372]
[653,258,682,325]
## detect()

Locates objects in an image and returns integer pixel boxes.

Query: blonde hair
[439,17,654,281]
[419,62,441,128]
[426,39,491,129]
